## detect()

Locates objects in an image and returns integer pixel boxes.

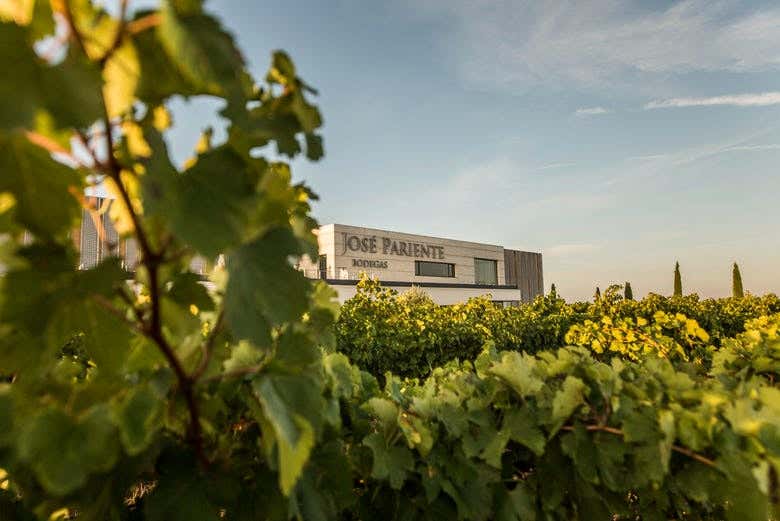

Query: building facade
[75,197,207,274]
[298,224,543,305]
[76,197,137,270]
[71,206,544,306]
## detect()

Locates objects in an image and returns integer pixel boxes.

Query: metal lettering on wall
[352,259,388,268]
[340,233,445,259]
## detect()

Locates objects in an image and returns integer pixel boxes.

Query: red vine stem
[63,1,208,468]
[61,0,88,57]
[99,0,128,67]
[561,424,716,467]
[126,13,161,35]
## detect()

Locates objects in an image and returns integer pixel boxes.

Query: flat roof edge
[320,223,540,254]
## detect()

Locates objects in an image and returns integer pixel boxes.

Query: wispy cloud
[603,125,780,187]
[406,0,780,90]
[645,92,780,109]
[442,157,524,205]
[604,127,779,187]
[439,157,611,217]
[527,192,613,215]
[537,162,577,171]
[546,243,601,257]
[721,144,780,152]
[626,154,670,161]
[671,128,779,165]
[575,106,610,116]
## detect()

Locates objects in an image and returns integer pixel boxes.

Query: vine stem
[127,13,161,35]
[24,131,79,162]
[61,0,88,57]
[561,424,717,468]
[99,0,128,67]
[669,445,718,468]
[192,310,225,380]
[200,362,268,384]
[64,1,208,468]
[91,294,145,336]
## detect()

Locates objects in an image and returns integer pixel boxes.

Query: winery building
[297,224,543,305]
[72,201,544,306]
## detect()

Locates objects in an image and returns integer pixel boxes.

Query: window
[318,255,328,279]
[474,258,498,285]
[415,260,455,278]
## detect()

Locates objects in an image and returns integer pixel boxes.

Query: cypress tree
[550,283,557,298]
[594,286,601,301]
[732,262,744,298]
[673,262,682,297]
[624,282,634,300]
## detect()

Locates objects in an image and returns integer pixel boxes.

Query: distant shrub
[335,277,584,378]
[565,311,711,363]
[335,277,779,378]
[334,277,504,378]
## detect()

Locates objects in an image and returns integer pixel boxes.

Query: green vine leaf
[0,384,13,447]
[17,406,119,496]
[550,376,587,434]
[160,145,264,258]
[115,384,163,456]
[224,228,312,346]
[0,0,54,40]
[363,432,415,490]
[252,374,324,494]
[0,22,102,137]
[157,0,249,101]
[0,132,82,239]
[144,452,218,521]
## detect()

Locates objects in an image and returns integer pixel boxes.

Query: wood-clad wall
[504,249,544,302]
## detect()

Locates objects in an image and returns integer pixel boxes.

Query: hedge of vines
[335,278,780,379]
[2,1,780,519]
[10,311,780,519]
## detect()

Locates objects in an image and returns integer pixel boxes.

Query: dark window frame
[474,257,498,285]
[415,260,455,278]
[318,254,328,279]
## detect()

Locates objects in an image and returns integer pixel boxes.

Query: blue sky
[163,0,780,301]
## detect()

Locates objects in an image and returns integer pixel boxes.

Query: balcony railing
[298,267,385,281]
